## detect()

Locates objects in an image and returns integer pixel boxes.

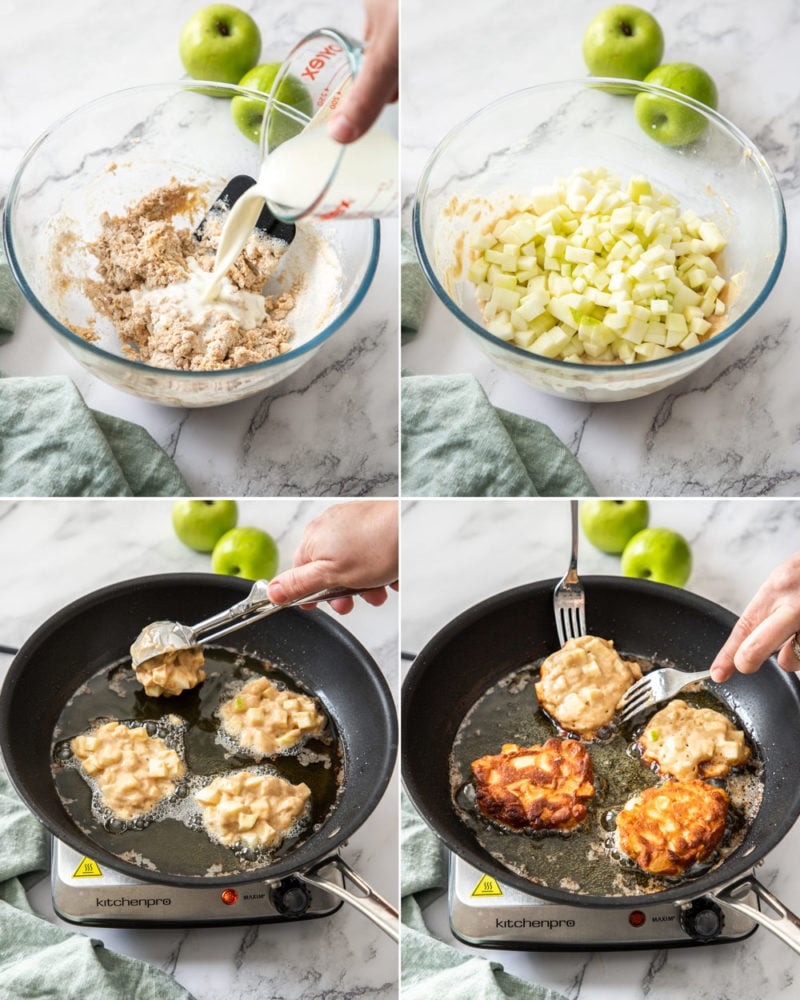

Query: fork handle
[567,499,580,577]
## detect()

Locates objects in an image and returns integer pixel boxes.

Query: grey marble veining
[0,498,398,1000]
[402,497,800,998]
[401,0,800,496]
[0,0,398,497]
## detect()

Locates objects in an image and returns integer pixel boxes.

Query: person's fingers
[328,48,398,143]
[709,585,782,681]
[328,596,356,615]
[360,588,389,607]
[732,604,800,674]
[710,614,760,681]
[709,656,736,683]
[776,637,800,673]
[268,561,331,604]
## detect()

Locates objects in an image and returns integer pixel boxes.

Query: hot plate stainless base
[449,855,759,950]
[52,839,343,928]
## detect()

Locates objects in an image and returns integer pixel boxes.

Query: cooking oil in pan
[51,648,343,878]
[450,653,764,898]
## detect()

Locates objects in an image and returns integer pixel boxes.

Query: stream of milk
[203,126,397,303]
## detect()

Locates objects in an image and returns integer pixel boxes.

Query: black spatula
[194,174,296,246]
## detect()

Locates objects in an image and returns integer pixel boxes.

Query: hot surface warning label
[471,874,503,897]
[72,857,103,878]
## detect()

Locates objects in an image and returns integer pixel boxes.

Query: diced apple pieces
[196,786,221,805]
[82,756,102,776]
[238,812,258,831]
[467,166,728,364]
[274,729,302,748]
[531,326,574,359]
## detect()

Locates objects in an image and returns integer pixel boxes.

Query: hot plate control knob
[680,899,724,941]
[270,878,312,917]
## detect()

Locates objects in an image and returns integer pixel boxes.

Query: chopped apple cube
[238,812,258,831]
[531,325,574,358]
[666,313,688,335]
[196,786,221,806]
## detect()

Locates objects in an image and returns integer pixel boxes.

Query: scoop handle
[191,580,383,645]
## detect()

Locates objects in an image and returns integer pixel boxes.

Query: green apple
[179,4,261,86]
[231,63,313,147]
[583,5,664,81]
[621,527,692,587]
[172,499,238,552]
[635,62,718,147]
[580,500,650,554]
[211,526,279,581]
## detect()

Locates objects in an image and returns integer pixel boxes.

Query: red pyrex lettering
[318,199,353,221]
[301,43,343,82]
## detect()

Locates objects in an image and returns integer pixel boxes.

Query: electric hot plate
[449,854,760,951]
[52,838,343,928]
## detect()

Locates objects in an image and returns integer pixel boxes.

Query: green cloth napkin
[401,230,429,342]
[0,244,188,497]
[0,241,23,341]
[0,766,194,1000]
[0,376,189,497]
[402,373,596,497]
[401,791,567,1000]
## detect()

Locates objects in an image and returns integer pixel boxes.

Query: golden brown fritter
[471,738,595,832]
[616,779,729,876]
[534,635,642,739]
[639,699,751,781]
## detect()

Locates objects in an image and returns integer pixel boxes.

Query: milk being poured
[203,126,397,303]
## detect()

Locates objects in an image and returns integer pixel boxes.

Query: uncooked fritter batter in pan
[52,648,342,878]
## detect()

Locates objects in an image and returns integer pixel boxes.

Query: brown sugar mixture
[80,180,296,371]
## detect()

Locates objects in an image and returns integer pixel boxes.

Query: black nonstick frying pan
[0,573,398,939]
[402,576,800,953]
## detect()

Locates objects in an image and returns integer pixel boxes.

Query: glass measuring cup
[203,27,396,301]
[258,27,398,222]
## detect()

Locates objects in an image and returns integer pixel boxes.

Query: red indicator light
[629,910,646,928]
[221,888,239,906]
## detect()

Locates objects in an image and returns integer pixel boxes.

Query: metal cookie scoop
[131,580,371,668]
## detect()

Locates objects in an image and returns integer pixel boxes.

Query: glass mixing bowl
[4,83,379,407]
[413,79,786,403]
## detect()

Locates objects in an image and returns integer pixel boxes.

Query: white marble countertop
[401,0,800,496]
[0,498,398,1000]
[0,0,398,497]
[401,497,800,999]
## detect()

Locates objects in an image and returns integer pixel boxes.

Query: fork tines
[555,601,586,648]
[618,680,656,723]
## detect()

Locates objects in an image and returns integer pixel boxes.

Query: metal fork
[553,500,586,647]
[618,667,714,723]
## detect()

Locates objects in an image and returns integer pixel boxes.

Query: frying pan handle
[300,855,399,942]
[713,874,800,954]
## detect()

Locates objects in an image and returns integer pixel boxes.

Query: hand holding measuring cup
[260,27,399,222]
[328,0,399,144]
[203,26,398,303]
